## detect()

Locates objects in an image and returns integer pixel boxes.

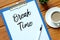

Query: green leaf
[39,0,48,4]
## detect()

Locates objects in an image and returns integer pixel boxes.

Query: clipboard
[0,0,51,40]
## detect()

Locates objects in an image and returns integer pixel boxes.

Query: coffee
[51,12,60,22]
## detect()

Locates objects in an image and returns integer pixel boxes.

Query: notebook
[0,0,51,40]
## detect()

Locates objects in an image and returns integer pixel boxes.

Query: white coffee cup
[45,7,60,28]
[51,11,60,27]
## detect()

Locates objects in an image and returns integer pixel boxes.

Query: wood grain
[0,26,9,40]
[0,0,19,9]
[48,28,60,40]
[0,16,4,27]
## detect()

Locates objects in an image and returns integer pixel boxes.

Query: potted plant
[39,0,49,10]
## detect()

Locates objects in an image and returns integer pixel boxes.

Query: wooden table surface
[0,0,60,40]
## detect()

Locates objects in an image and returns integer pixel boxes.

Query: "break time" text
[13,9,33,31]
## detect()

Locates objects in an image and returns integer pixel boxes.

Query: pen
[38,25,43,40]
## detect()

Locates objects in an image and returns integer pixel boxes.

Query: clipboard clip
[10,0,27,11]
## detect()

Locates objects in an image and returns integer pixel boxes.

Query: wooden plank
[0,26,9,40]
[47,0,60,6]
[48,0,60,8]
[0,0,19,9]
[0,15,4,27]
[48,28,60,40]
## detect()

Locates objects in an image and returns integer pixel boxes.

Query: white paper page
[2,1,50,40]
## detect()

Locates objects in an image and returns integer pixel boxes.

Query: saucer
[45,7,60,28]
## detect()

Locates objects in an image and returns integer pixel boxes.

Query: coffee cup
[45,7,60,28]
[51,11,60,27]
